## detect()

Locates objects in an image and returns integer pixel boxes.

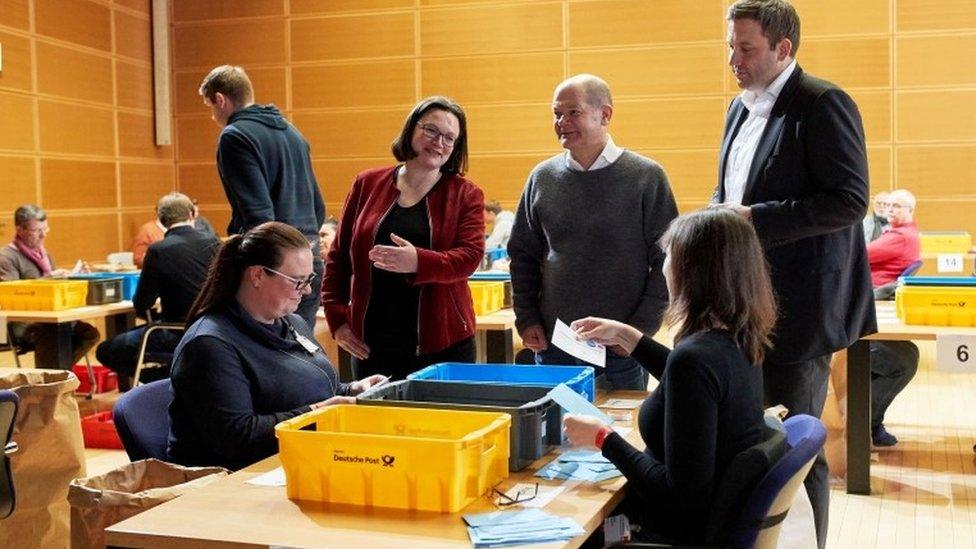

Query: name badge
[295,332,320,354]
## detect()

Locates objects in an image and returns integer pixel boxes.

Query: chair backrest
[0,389,20,519]
[900,259,924,278]
[113,379,173,461]
[727,415,827,549]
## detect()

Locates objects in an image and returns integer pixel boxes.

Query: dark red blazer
[322,166,485,354]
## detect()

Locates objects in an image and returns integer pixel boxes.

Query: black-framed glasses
[492,483,538,507]
[261,266,317,291]
[418,123,457,147]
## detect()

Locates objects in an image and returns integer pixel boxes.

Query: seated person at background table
[0,204,99,369]
[863,191,890,243]
[96,193,220,391]
[322,96,485,381]
[318,217,338,262]
[562,208,774,545]
[168,222,387,470]
[865,188,920,447]
[484,200,514,252]
[131,197,216,268]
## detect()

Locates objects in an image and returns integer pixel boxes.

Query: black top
[363,198,431,354]
[134,225,220,322]
[167,301,348,470]
[601,330,766,543]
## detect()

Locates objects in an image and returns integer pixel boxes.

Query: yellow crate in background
[468,280,505,315]
[0,279,88,311]
[920,231,972,254]
[895,285,976,327]
[275,404,510,512]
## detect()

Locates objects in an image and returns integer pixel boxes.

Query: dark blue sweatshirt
[216,104,326,248]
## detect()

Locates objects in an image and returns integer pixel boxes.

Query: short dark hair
[199,65,254,106]
[728,0,801,56]
[484,200,502,215]
[391,96,468,176]
[156,192,195,228]
[660,208,778,364]
[14,204,46,228]
[186,221,310,325]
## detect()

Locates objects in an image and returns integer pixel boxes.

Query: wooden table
[105,391,648,548]
[846,301,976,494]
[1,301,136,366]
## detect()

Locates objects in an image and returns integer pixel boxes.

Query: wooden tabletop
[105,391,648,549]
[0,300,134,323]
[474,308,515,330]
[866,301,976,341]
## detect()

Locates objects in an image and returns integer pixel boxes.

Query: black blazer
[714,65,877,363]
[134,225,220,323]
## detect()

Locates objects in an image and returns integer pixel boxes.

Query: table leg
[55,323,73,369]
[105,311,136,339]
[846,339,872,495]
[485,328,514,363]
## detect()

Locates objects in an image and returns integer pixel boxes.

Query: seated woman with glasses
[167,221,387,470]
[322,96,485,380]
[562,209,777,544]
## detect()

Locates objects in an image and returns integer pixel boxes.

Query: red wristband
[594,426,613,449]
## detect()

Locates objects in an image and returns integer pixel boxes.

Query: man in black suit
[712,2,877,546]
[96,193,220,389]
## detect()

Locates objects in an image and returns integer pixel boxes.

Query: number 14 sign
[936,335,976,373]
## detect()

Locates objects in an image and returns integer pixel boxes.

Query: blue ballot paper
[536,449,623,482]
[463,508,585,547]
[547,383,613,424]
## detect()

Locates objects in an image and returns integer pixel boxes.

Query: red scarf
[13,236,52,276]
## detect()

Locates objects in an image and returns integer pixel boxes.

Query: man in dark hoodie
[199,65,326,327]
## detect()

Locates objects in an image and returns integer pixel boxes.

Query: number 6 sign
[936,335,976,372]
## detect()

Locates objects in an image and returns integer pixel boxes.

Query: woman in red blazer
[322,97,485,379]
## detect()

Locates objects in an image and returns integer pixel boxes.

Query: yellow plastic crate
[0,279,88,311]
[920,231,972,254]
[895,285,976,327]
[468,281,505,316]
[275,404,510,512]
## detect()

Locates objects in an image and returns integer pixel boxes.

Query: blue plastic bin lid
[469,272,511,281]
[899,275,976,287]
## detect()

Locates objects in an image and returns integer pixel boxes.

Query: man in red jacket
[867,189,920,287]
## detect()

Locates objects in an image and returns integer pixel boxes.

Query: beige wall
[0,0,176,263]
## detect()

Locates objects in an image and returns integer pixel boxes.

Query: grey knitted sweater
[508,150,678,337]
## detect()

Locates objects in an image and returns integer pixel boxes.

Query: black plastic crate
[69,276,123,305]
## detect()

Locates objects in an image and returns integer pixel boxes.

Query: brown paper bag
[68,459,229,549]
[0,367,86,549]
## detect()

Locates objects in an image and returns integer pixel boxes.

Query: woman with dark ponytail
[168,221,387,470]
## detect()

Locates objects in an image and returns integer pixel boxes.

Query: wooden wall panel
[613,98,727,150]
[114,10,152,61]
[198,207,231,237]
[897,0,976,32]
[116,61,153,110]
[849,91,892,143]
[464,104,557,154]
[0,0,30,30]
[291,13,414,62]
[422,53,563,105]
[311,158,390,206]
[175,67,287,115]
[174,20,285,69]
[867,146,892,194]
[800,38,890,89]
[642,149,719,202]
[119,112,173,159]
[0,31,32,92]
[421,3,562,56]
[172,0,284,22]
[293,61,416,109]
[294,110,405,158]
[46,213,119,264]
[39,101,115,155]
[35,0,111,51]
[114,0,148,13]
[792,0,890,36]
[897,90,976,142]
[36,42,114,104]
[570,45,726,98]
[176,116,220,162]
[569,0,724,48]
[120,163,176,207]
[913,200,976,232]
[0,92,34,151]
[897,145,976,196]
[291,0,413,14]
[466,154,552,203]
[40,159,117,209]
[0,156,37,210]
[177,163,226,204]
[897,35,976,87]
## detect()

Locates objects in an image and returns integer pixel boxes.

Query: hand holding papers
[547,383,613,425]
[552,318,605,367]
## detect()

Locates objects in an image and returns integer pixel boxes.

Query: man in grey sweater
[508,74,678,390]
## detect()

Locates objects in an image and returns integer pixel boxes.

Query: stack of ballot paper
[535,449,623,482]
[463,508,584,547]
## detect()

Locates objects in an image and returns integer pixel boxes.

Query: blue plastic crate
[486,248,508,262]
[469,272,511,281]
[899,275,976,287]
[72,272,140,300]
[407,362,595,402]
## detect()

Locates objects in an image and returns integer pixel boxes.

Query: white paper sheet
[551,318,605,367]
[246,467,286,487]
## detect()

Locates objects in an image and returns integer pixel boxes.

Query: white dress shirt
[565,135,624,171]
[723,60,797,205]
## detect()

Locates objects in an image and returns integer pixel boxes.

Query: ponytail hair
[186,221,311,326]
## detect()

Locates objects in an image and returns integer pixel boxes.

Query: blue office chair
[131,310,185,387]
[0,390,20,519]
[113,379,172,461]
[874,259,924,300]
[605,415,826,549]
